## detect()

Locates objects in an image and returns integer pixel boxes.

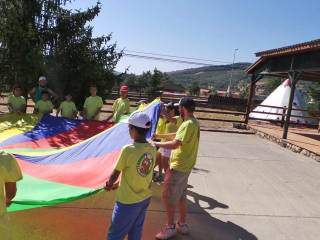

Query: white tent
[250,79,311,124]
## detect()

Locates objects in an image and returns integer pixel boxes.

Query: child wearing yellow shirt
[106,85,130,123]
[83,85,103,120]
[56,93,78,119]
[105,112,156,240]
[7,85,26,113]
[34,91,54,114]
[0,151,23,239]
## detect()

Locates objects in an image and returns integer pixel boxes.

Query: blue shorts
[107,197,151,240]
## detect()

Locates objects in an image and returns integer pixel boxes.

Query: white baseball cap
[128,112,151,129]
[38,76,47,81]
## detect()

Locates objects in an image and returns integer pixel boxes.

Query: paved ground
[9,131,320,240]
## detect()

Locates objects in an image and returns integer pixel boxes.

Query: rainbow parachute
[0,100,161,212]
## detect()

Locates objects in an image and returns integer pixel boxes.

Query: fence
[248,104,320,128]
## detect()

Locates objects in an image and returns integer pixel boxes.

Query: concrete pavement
[9,131,320,240]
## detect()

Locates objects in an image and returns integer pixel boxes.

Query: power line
[123,49,232,64]
[122,53,217,66]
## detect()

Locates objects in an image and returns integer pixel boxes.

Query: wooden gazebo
[245,39,320,139]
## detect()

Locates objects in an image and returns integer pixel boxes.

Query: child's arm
[82,108,87,119]
[8,103,13,113]
[93,107,102,120]
[21,103,26,114]
[154,132,176,141]
[5,182,17,207]
[105,170,120,191]
[33,104,38,114]
[56,107,61,117]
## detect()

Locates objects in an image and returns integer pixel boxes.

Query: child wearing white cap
[105,111,157,240]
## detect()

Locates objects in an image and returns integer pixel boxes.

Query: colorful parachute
[0,100,161,212]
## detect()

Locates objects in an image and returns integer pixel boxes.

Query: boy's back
[115,142,156,204]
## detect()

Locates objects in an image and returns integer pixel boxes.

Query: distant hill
[166,62,252,90]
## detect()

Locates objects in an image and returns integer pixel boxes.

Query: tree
[137,69,168,98]
[208,85,217,95]
[0,1,121,107]
[237,80,249,98]
[263,78,282,96]
[307,84,320,112]
[188,81,200,96]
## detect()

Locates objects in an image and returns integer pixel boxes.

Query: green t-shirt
[8,95,26,113]
[0,151,22,238]
[112,98,130,123]
[35,100,53,114]
[165,116,183,134]
[59,101,77,119]
[170,117,200,172]
[115,142,156,204]
[83,96,103,120]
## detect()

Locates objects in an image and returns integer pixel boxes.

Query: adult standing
[152,97,200,239]
[29,76,58,103]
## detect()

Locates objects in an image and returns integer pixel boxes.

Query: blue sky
[67,0,320,74]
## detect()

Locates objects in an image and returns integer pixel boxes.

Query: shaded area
[296,132,320,141]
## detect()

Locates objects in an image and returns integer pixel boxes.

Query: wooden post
[282,72,299,139]
[280,106,286,127]
[244,75,257,124]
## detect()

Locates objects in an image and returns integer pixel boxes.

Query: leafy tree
[0,0,121,108]
[208,85,217,95]
[188,81,200,96]
[263,78,282,96]
[307,84,320,112]
[237,80,249,98]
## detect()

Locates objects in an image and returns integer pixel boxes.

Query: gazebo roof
[246,39,320,82]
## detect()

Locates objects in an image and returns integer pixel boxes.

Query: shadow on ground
[9,183,257,240]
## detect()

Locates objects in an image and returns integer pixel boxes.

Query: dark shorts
[163,169,190,206]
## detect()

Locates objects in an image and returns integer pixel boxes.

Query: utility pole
[227,48,238,97]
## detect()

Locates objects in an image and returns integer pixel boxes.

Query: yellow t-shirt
[165,116,183,134]
[8,95,26,113]
[35,100,53,114]
[59,101,77,119]
[0,151,23,238]
[115,142,156,204]
[170,117,200,172]
[83,96,103,120]
[112,98,130,123]
[156,117,166,135]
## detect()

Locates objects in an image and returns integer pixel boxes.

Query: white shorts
[159,148,171,158]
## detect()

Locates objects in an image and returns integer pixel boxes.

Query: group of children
[3,75,200,240]
[105,97,200,240]
[7,76,131,123]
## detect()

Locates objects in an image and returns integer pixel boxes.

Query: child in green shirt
[56,93,78,119]
[0,151,23,239]
[83,85,103,120]
[7,85,26,114]
[105,112,156,240]
[106,85,130,123]
[34,91,54,115]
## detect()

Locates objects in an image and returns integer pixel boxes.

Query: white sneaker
[176,222,189,235]
[155,225,177,239]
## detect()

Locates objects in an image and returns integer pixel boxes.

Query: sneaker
[153,174,164,182]
[176,222,189,235]
[155,225,177,239]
